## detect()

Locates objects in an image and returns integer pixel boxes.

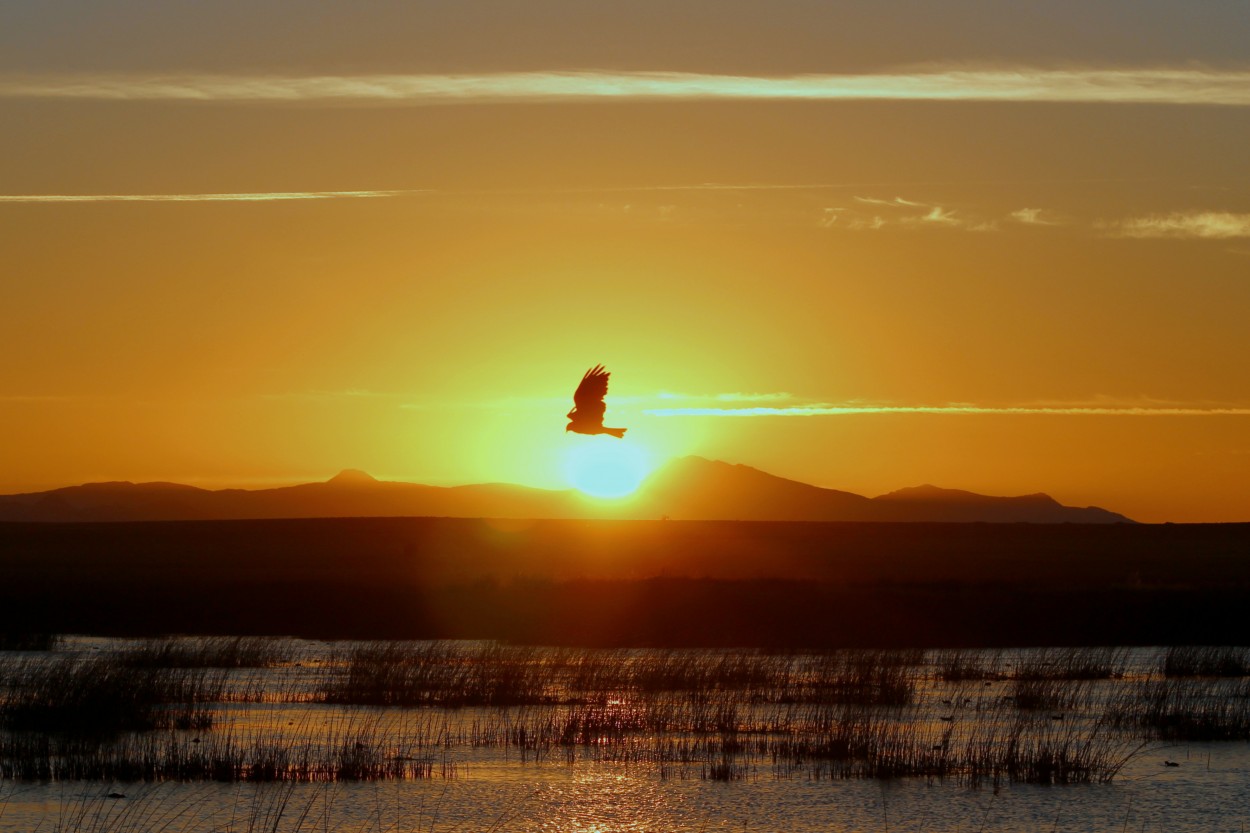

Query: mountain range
[0,457,1133,523]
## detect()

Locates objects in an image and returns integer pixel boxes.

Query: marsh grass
[0,640,1242,788]
[121,638,285,670]
[0,714,445,782]
[1012,648,1129,681]
[1,656,225,735]
[1109,677,1250,741]
[317,644,922,710]
[319,642,552,707]
[933,650,1005,682]
[1162,646,1250,678]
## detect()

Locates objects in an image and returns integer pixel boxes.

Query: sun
[564,438,654,499]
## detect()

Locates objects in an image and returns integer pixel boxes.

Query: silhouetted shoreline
[4,517,1247,647]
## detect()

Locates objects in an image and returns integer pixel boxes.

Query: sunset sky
[2,1,1249,522]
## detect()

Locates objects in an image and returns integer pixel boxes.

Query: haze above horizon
[2,1,1249,523]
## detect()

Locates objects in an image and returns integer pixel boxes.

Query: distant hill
[0,456,1133,523]
[631,458,1132,523]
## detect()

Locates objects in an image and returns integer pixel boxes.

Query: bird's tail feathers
[604,427,627,438]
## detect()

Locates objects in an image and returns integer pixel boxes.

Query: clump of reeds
[319,642,552,707]
[121,637,286,669]
[959,720,1137,787]
[0,713,444,782]
[1162,646,1250,678]
[1009,677,1095,712]
[800,651,918,706]
[630,650,791,697]
[0,655,225,734]
[702,753,753,781]
[1013,648,1128,681]
[933,649,1005,682]
[1109,678,1250,741]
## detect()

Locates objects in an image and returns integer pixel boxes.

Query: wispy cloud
[0,190,423,203]
[916,206,961,226]
[1111,212,1250,239]
[854,196,928,208]
[836,200,991,232]
[1009,208,1061,226]
[647,403,1250,417]
[654,391,794,404]
[4,68,1250,106]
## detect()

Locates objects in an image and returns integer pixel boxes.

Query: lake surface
[1,638,1247,832]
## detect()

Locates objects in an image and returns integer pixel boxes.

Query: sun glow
[564,438,654,499]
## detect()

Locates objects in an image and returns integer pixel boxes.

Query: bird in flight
[566,365,627,438]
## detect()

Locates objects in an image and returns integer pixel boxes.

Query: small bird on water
[566,365,627,438]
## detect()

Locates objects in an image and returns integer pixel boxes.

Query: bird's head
[564,423,572,433]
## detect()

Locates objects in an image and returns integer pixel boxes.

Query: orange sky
[2,1,1249,522]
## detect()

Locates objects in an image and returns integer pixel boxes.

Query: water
[1,638,1247,832]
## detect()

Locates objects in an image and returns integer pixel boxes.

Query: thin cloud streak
[647,405,1250,417]
[4,69,1250,106]
[0,190,423,203]
[1113,212,1250,239]
[654,391,794,401]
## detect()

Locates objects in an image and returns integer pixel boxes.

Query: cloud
[0,190,423,203]
[918,206,960,226]
[646,403,1250,417]
[824,197,993,232]
[1111,212,1250,239]
[854,196,927,208]
[818,208,842,228]
[713,392,794,402]
[4,68,1250,106]
[847,215,888,231]
[655,391,795,404]
[1009,208,1060,225]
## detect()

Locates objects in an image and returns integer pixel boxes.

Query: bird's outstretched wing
[572,364,609,420]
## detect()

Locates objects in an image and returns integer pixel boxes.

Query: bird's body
[566,364,627,438]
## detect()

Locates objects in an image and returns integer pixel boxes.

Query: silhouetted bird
[566,364,627,438]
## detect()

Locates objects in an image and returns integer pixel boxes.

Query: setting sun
[564,438,654,498]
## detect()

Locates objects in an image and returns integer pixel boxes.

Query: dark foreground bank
[3,517,1248,647]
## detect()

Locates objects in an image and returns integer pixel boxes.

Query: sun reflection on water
[533,765,683,833]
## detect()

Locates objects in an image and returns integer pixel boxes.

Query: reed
[318,642,551,707]
[1,655,225,735]
[1013,648,1129,681]
[0,638,1243,790]
[1162,646,1250,678]
[934,649,1005,682]
[1110,678,1250,741]
[121,637,285,669]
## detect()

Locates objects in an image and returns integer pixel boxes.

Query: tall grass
[1012,648,1128,681]
[0,640,1243,788]
[319,642,552,707]
[121,637,285,669]
[933,649,1005,682]
[1162,646,1250,678]
[1,655,225,734]
[1109,678,1250,741]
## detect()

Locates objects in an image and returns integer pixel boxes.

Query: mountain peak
[0,459,1134,523]
[878,484,1060,506]
[327,469,377,485]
